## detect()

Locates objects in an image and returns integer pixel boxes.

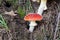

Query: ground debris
[4,10,17,16]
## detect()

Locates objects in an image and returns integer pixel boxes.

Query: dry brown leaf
[32,0,37,2]
[32,0,40,3]
[5,10,17,16]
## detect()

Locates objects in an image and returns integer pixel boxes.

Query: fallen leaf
[5,10,17,16]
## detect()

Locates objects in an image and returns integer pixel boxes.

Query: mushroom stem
[29,21,37,32]
[37,0,47,15]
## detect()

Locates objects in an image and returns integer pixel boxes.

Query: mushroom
[24,13,43,32]
[37,0,47,15]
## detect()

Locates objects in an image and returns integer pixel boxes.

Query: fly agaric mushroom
[24,13,43,32]
[37,0,47,15]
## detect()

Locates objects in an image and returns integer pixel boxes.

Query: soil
[0,0,60,40]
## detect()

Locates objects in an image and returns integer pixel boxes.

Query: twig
[53,13,60,40]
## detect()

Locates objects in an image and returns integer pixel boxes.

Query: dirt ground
[0,0,60,40]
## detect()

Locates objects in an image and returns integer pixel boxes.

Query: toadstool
[37,0,47,15]
[24,13,43,32]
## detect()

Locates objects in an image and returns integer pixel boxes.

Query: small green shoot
[17,6,25,18]
[0,14,9,31]
[25,0,34,12]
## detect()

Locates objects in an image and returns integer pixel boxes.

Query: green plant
[17,6,26,18]
[0,14,9,31]
[0,0,2,6]
[6,0,17,5]
[25,0,34,12]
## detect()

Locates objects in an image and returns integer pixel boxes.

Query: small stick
[53,13,60,40]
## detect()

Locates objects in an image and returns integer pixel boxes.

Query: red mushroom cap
[24,13,43,21]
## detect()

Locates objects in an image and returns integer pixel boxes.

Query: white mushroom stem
[37,0,47,15]
[29,21,37,32]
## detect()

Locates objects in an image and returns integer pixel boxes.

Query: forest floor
[0,0,60,40]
